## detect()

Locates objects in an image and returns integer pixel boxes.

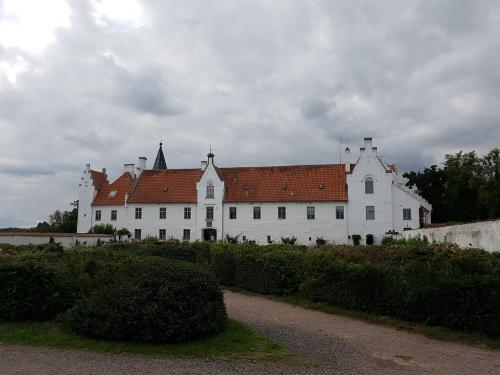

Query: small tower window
[365,177,374,194]
[206,183,214,199]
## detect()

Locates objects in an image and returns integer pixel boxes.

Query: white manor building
[77,138,431,245]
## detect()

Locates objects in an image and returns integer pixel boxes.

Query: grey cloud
[1,0,500,227]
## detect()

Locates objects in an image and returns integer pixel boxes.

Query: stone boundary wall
[401,220,500,253]
[0,232,114,249]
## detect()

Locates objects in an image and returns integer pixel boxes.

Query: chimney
[363,137,372,150]
[101,168,106,176]
[137,157,147,176]
[344,147,351,173]
[124,163,135,175]
[201,160,207,171]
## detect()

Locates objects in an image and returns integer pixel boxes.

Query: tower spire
[153,141,167,170]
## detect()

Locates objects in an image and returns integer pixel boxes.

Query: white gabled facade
[77,138,431,245]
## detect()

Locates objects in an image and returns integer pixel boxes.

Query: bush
[352,234,361,246]
[211,243,304,295]
[91,224,115,235]
[0,259,78,321]
[62,258,226,343]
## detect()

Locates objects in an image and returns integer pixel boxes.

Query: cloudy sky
[0,0,499,227]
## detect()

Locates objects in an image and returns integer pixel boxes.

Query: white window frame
[366,205,375,220]
[184,207,191,220]
[278,206,286,220]
[159,207,166,219]
[135,207,142,219]
[403,208,412,221]
[206,182,215,199]
[95,210,101,221]
[206,206,214,220]
[183,229,190,241]
[110,210,117,221]
[336,206,344,220]
[365,177,374,194]
[307,206,315,220]
[229,206,237,219]
[253,206,261,220]
[159,229,166,240]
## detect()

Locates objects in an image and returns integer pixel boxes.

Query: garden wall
[401,220,500,252]
[0,232,114,249]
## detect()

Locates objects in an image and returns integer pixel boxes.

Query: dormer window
[206,182,214,199]
[365,177,374,194]
[109,190,117,198]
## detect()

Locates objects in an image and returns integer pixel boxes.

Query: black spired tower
[153,141,167,170]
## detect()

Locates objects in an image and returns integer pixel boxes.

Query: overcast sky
[1,0,499,227]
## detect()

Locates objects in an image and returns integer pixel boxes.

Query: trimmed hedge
[62,258,227,343]
[212,243,304,295]
[302,248,500,336]
[0,259,78,321]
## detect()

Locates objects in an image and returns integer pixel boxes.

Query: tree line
[404,148,500,223]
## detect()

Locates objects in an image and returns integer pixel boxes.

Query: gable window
[134,229,141,240]
[253,206,261,220]
[366,205,375,220]
[206,206,214,220]
[229,207,237,219]
[95,210,101,221]
[159,207,166,219]
[365,177,374,194]
[403,208,412,221]
[206,183,214,199]
[278,206,286,220]
[159,229,166,240]
[110,210,117,221]
[336,206,344,220]
[135,207,142,219]
[183,229,190,241]
[307,206,315,220]
[184,207,191,220]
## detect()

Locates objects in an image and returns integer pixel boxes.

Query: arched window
[206,182,214,198]
[365,177,374,194]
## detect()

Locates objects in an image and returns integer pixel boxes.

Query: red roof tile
[219,165,347,202]
[90,170,108,189]
[92,172,135,206]
[92,164,347,205]
[126,169,203,204]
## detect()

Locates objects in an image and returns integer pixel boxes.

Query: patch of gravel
[224,290,500,375]
[1,291,500,375]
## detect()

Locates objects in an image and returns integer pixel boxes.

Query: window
[229,206,237,219]
[336,206,344,220]
[95,210,101,221]
[307,206,315,220]
[159,229,166,240]
[184,207,191,219]
[253,206,261,219]
[403,208,412,221]
[242,235,247,242]
[183,229,190,241]
[206,183,214,199]
[278,206,286,220]
[135,207,142,219]
[267,235,272,244]
[365,177,374,194]
[110,210,117,221]
[206,206,214,220]
[366,205,375,220]
[159,207,166,219]
[134,229,141,240]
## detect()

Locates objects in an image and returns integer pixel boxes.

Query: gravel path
[1,291,499,374]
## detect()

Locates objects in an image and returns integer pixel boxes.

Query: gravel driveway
[1,290,499,374]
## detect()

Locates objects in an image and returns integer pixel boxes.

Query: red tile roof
[92,172,135,206]
[90,170,108,189]
[127,169,203,204]
[92,164,347,205]
[219,164,347,202]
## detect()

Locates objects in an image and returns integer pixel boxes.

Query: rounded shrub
[63,258,227,343]
[0,259,78,321]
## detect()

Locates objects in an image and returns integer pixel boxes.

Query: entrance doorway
[203,228,217,242]
[366,234,374,245]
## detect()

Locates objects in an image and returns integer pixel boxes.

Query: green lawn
[0,319,289,362]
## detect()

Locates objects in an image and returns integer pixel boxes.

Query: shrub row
[301,248,500,336]
[211,243,304,295]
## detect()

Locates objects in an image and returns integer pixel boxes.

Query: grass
[0,319,289,362]
[272,293,500,351]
